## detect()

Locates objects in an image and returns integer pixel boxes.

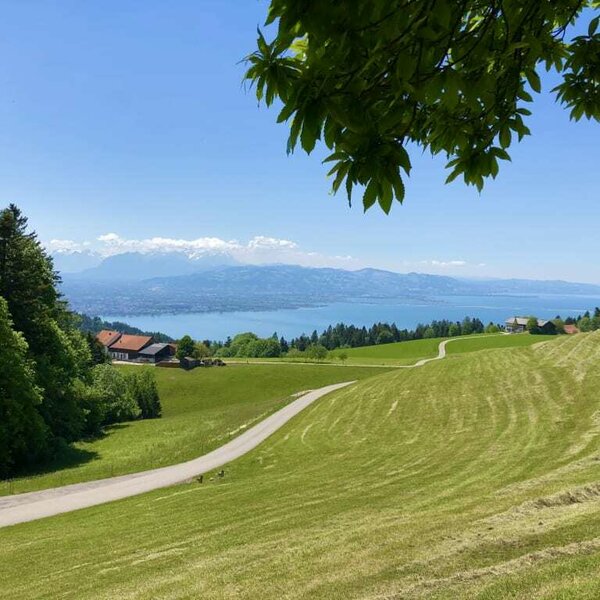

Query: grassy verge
[0,364,387,496]
[3,332,600,598]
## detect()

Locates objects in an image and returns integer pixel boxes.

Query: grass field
[0,364,387,496]
[327,332,558,365]
[229,336,447,365]
[3,332,600,599]
[446,332,549,354]
[328,336,444,364]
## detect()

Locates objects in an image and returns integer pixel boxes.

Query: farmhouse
[94,330,175,363]
[105,334,154,361]
[564,324,580,334]
[505,317,556,334]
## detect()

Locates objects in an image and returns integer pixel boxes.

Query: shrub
[305,344,328,361]
[90,364,140,425]
[127,370,162,419]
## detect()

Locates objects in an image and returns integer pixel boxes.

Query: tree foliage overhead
[245,1,600,213]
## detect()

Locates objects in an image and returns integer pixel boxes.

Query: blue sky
[0,1,598,281]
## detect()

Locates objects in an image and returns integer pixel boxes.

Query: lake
[101,293,600,341]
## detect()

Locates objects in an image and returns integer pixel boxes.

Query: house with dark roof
[505,317,556,334]
[95,330,176,363]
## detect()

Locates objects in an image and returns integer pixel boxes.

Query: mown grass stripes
[2,332,600,599]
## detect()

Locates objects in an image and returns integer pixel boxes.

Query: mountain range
[55,251,600,317]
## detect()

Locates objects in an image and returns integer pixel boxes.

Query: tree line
[0,205,162,479]
[77,313,173,343]
[559,308,600,332]
[173,317,494,360]
[176,307,600,362]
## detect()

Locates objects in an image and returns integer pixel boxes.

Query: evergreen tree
[0,205,89,443]
[280,336,289,353]
[86,331,110,366]
[0,298,49,477]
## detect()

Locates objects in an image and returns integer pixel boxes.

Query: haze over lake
[102,293,600,341]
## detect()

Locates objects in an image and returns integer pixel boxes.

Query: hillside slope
[1,364,386,496]
[3,333,600,599]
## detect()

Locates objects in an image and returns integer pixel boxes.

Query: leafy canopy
[245,1,600,213]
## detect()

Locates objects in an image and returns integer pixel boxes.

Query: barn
[138,343,175,363]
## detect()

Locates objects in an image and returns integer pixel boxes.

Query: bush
[215,346,233,358]
[230,332,259,356]
[193,342,211,359]
[127,370,162,419]
[305,344,328,361]
[285,348,303,358]
[75,380,106,436]
[246,337,282,358]
[90,364,140,425]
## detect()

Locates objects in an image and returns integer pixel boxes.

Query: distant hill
[59,263,600,317]
[65,251,238,281]
[52,250,102,273]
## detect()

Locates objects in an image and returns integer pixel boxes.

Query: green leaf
[277,103,296,124]
[323,151,347,163]
[499,126,511,149]
[300,124,317,154]
[378,181,393,214]
[287,114,302,154]
[345,175,354,204]
[257,28,269,57]
[588,15,599,37]
[491,147,511,162]
[362,180,378,212]
[391,172,405,204]
[525,69,541,94]
[395,145,412,175]
[332,162,351,193]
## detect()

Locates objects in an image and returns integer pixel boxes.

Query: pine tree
[0,297,49,477]
[0,204,89,443]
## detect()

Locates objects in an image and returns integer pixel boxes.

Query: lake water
[102,294,600,341]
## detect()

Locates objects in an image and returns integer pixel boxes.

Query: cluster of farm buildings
[504,317,579,335]
[96,330,177,364]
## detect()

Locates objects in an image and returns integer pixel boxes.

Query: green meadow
[445,332,549,354]
[327,332,557,365]
[3,332,600,598]
[328,336,443,364]
[0,364,387,496]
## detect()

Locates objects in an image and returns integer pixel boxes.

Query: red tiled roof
[564,324,579,334]
[96,330,122,347]
[108,334,154,352]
